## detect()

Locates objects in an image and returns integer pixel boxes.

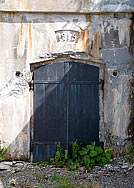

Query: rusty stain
[29,23,32,53]
[79,29,91,53]
[17,22,28,57]
[80,29,85,41]
[20,24,23,37]
[80,29,86,51]
[1,12,18,21]
[85,15,92,28]
[86,30,90,53]
[11,12,15,18]
[2,12,12,17]
[93,31,100,59]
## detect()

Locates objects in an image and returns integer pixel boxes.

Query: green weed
[0,147,7,161]
[50,140,113,172]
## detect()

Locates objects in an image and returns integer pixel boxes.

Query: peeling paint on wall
[0,70,31,103]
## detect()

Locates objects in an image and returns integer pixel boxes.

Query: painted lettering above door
[55,30,79,43]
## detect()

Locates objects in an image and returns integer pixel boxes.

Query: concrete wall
[0,8,134,159]
[0,0,134,13]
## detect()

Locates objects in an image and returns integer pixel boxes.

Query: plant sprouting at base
[50,140,113,172]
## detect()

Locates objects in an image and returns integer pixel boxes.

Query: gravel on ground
[0,158,134,188]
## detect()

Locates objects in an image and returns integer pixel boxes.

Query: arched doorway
[33,61,99,162]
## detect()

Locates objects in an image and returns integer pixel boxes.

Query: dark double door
[33,62,99,162]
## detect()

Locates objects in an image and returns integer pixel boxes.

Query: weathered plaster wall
[0,0,134,13]
[0,70,31,160]
[0,11,134,159]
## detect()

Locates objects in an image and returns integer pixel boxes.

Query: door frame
[30,54,105,162]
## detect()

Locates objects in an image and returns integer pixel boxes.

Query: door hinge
[99,79,104,90]
[30,141,33,152]
[29,80,34,90]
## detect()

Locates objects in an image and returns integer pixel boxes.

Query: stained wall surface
[0,0,134,13]
[0,2,134,159]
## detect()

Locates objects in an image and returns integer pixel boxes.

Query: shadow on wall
[1,95,31,161]
[4,122,31,161]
